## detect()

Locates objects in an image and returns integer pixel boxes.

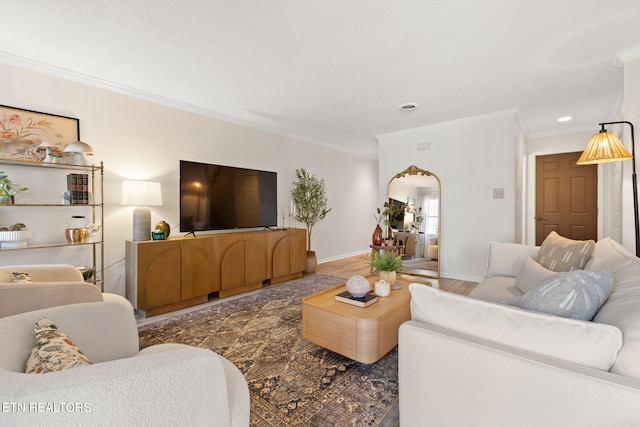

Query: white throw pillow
[409,283,622,370]
[514,257,556,293]
[585,237,635,273]
[515,270,613,321]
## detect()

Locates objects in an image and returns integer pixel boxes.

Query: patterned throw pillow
[25,317,91,374]
[515,270,613,321]
[536,231,595,272]
[11,272,33,283]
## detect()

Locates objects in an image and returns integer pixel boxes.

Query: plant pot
[305,251,317,273]
[372,224,384,245]
[379,270,398,289]
[0,195,14,205]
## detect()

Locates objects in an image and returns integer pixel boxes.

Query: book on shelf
[66,173,89,205]
[334,291,379,308]
[82,174,89,204]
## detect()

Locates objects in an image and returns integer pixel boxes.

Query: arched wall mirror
[386,165,441,279]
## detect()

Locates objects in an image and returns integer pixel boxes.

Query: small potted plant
[0,171,28,204]
[371,250,403,289]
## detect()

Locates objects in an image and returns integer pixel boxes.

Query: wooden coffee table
[302,274,433,364]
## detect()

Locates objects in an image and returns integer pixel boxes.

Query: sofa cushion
[409,283,622,370]
[515,270,613,321]
[585,237,635,273]
[468,275,523,302]
[515,257,556,293]
[25,317,91,374]
[485,241,539,277]
[536,231,594,272]
[593,261,640,378]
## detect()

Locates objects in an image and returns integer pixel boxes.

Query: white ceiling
[2,1,640,158]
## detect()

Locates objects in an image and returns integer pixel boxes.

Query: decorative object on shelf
[291,168,331,273]
[65,215,90,244]
[154,220,170,240]
[121,180,163,242]
[0,170,28,204]
[578,121,639,257]
[346,275,372,298]
[0,105,79,161]
[76,265,95,281]
[374,279,391,297]
[0,223,31,249]
[37,141,62,163]
[63,141,94,165]
[371,250,403,289]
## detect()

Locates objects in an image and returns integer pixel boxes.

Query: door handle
[535,217,545,221]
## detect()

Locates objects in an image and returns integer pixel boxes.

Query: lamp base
[132,206,151,241]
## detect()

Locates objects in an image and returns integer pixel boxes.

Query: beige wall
[0,61,378,295]
[377,110,519,282]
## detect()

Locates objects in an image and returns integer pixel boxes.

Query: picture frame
[0,105,80,161]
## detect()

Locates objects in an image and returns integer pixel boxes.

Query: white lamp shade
[121,181,163,206]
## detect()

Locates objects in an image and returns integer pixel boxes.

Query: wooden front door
[535,152,598,245]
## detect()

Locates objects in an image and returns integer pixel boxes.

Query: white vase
[346,275,371,298]
[379,270,398,289]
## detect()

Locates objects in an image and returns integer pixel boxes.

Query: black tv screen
[180,160,277,232]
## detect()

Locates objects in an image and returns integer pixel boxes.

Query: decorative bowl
[0,229,32,249]
[65,228,89,244]
[346,275,371,298]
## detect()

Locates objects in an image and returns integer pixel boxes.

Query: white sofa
[0,264,125,318]
[399,237,640,426]
[0,299,250,426]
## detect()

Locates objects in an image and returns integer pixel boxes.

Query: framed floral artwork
[0,105,80,161]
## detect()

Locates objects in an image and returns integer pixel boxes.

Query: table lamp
[121,180,163,241]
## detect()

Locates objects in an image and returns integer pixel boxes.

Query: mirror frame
[386,165,441,279]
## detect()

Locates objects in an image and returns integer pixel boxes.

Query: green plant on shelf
[0,171,28,202]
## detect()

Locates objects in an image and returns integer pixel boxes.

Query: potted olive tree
[291,168,331,273]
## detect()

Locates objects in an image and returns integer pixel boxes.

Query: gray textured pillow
[536,231,594,272]
[515,270,613,321]
[515,257,556,293]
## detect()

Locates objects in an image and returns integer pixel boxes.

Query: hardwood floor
[316,253,478,296]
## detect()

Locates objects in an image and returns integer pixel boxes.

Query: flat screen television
[180,160,277,232]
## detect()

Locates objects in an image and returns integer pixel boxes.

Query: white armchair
[0,264,124,318]
[0,300,250,426]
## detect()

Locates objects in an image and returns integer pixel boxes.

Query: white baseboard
[318,249,370,265]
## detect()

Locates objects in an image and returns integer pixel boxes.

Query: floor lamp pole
[603,121,640,257]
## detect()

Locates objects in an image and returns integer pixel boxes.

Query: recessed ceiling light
[399,103,419,111]
[557,116,572,122]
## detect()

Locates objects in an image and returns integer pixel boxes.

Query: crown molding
[0,52,378,160]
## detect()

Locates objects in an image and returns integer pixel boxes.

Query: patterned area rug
[138,274,399,427]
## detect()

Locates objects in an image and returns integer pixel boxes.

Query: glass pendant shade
[577,131,633,165]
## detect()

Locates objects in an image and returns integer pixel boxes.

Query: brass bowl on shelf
[65,228,89,244]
